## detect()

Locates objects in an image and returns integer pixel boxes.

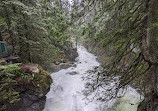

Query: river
[43,46,143,111]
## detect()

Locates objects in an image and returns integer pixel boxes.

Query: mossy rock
[13,65,52,111]
[32,66,52,93]
[0,63,52,111]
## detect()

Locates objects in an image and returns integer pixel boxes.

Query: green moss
[0,63,21,110]
[31,66,52,93]
[0,63,52,111]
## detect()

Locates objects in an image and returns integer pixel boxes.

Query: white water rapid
[43,46,143,111]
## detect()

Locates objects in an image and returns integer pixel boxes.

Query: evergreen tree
[74,0,158,110]
[0,0,73,68]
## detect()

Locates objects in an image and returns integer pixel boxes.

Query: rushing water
[43,46,143,111]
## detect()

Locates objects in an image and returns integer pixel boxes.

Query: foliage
[71,0,158,109]
[0,62,53,110]
[0,63,21,110]
[0,0,73,67]
[0,0,73,110]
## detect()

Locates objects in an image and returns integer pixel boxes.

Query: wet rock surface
[17,93,46,111]
[66,71,78,75]
[51,62,76,72]
[65,48,78,62]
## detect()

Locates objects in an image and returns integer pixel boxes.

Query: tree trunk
[3,5,15,53]
[0,33,3,41]
[17,0,31,63]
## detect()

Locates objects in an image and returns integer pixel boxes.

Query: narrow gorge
[43,46,143,111]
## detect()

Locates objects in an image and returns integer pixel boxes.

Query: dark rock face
[6,91,49,111]
[65,48,78,62]
[45,48,78,72]
[15,93,47,111]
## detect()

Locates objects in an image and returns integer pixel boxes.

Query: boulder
[66,71,78,75]
[5,65,52,111]
[51,62,76,72]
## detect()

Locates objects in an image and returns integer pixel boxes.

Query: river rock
[51,62,76,72]
[65,48,78,62]
[66,71,78,75]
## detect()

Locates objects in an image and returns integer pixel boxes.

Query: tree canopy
[71,0,158,110]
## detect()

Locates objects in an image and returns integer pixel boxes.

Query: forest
[0,0,158,111]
